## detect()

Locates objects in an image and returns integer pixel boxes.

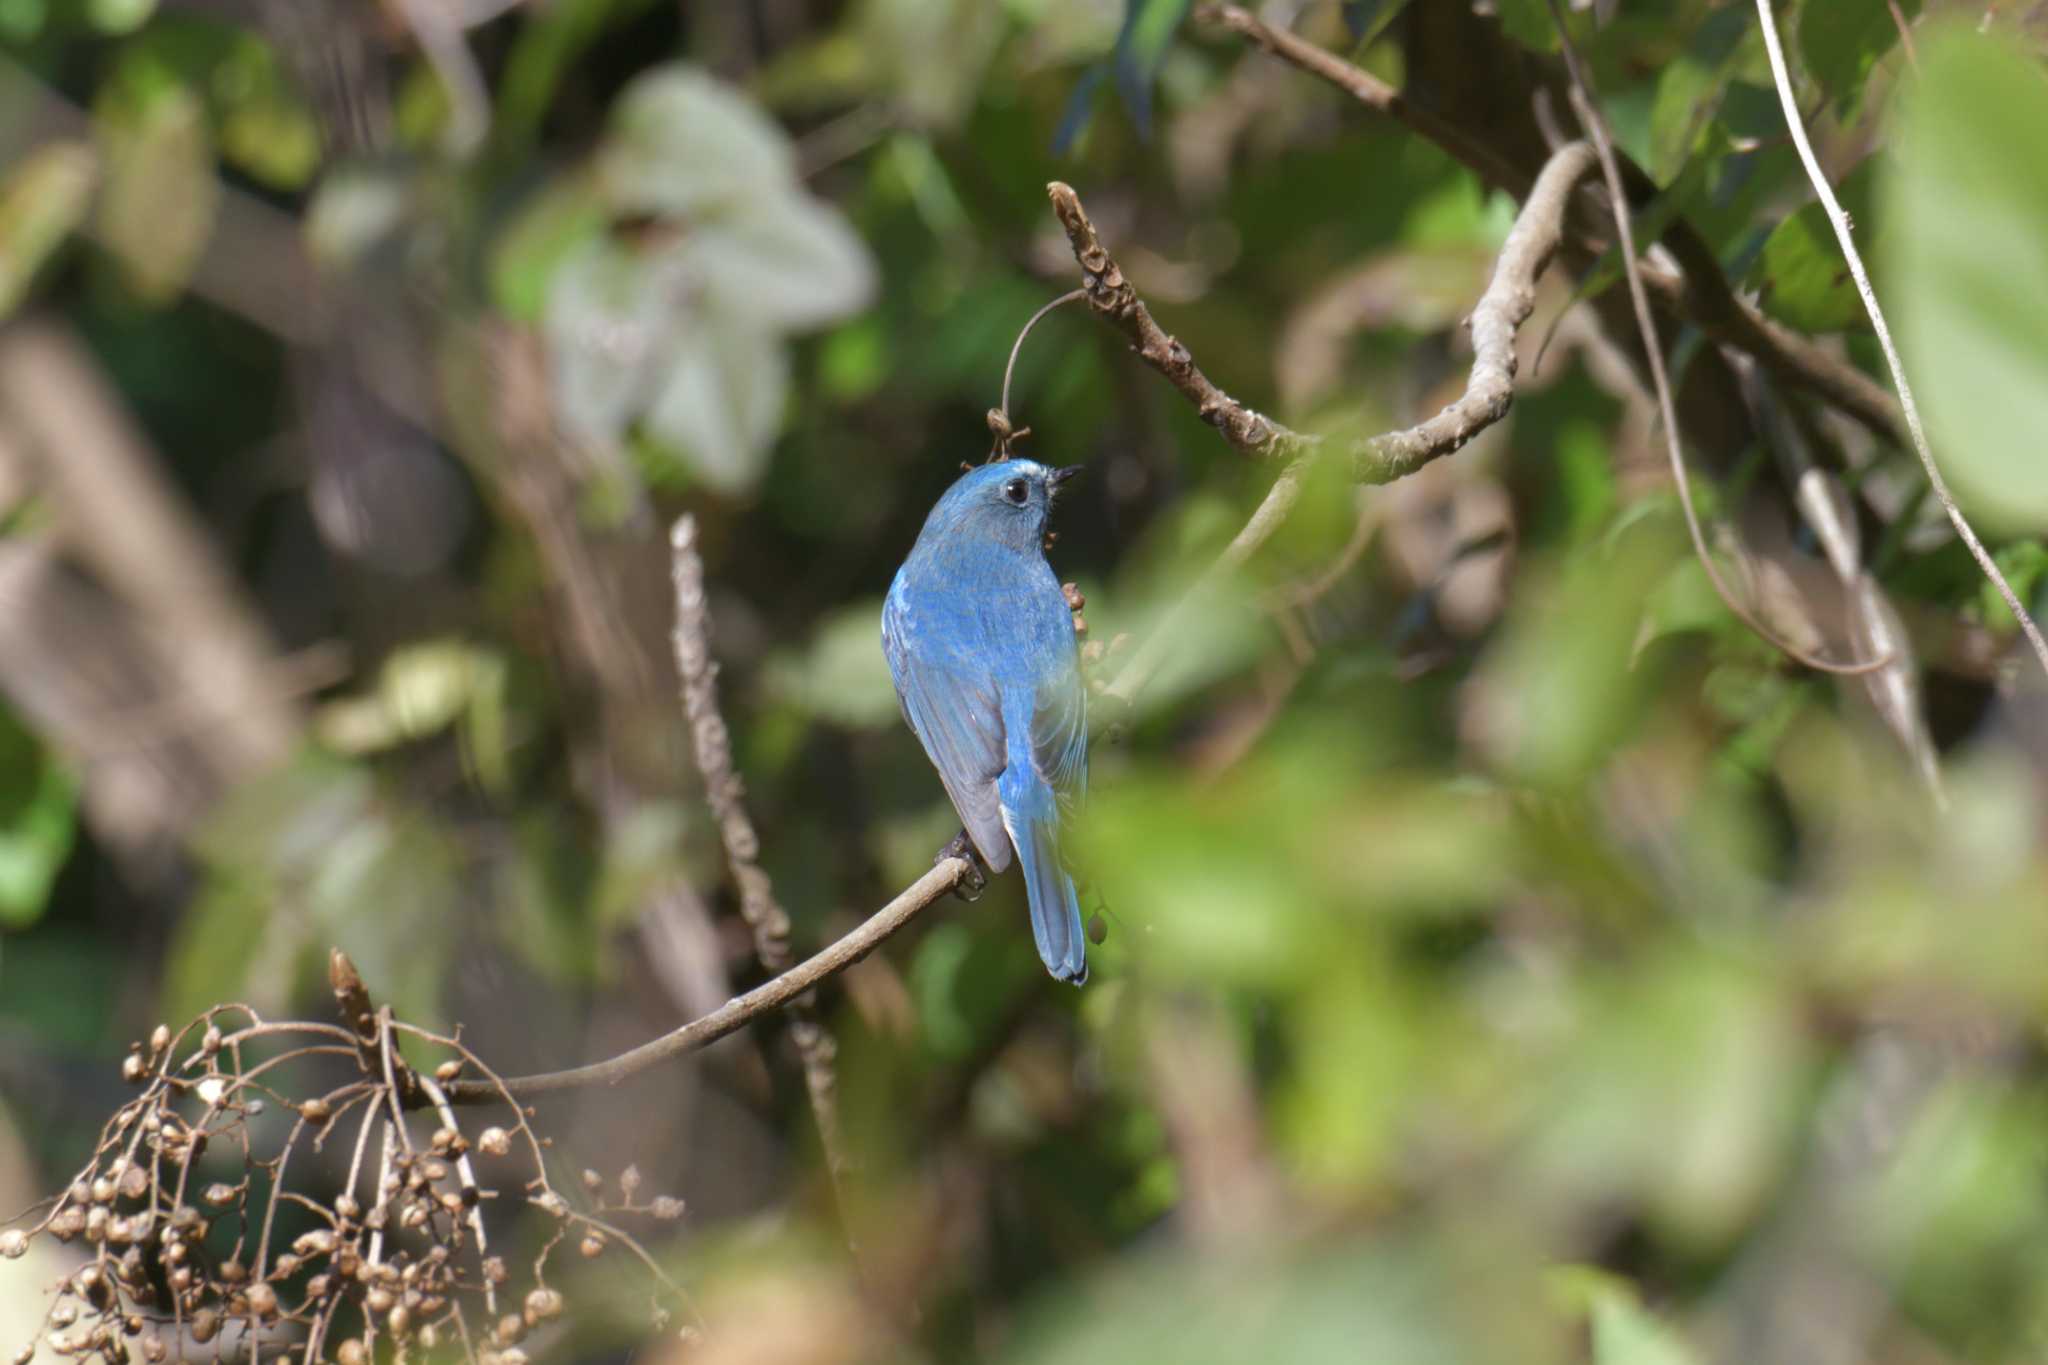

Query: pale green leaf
[642,311,788,494]
[598,64,796,218]
[688,192,877,331]
[0,142,95,319]
[1884,26,2048,532]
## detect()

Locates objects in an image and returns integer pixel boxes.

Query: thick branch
[1050,143,1593,491]
[442,857,969,1104]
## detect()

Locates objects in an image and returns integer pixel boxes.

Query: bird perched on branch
[883,459,1090,984]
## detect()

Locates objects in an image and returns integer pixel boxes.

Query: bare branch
[1754,0,2048,683]
[442,857,970,1104]
[668,516,849,1181]
[1048,182,1308,462]
[1354,140,1597,482]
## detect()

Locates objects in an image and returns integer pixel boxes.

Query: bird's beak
[1049,464,1083,486]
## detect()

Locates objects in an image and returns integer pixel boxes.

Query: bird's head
[927,459,1081,555]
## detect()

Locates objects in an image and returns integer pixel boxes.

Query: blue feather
[882,460,1090,985]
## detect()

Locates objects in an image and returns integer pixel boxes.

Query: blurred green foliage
[3,2,2048,1363]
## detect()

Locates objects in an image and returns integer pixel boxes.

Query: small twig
[1355,140,1597,482]
[1755,0,2048,683]
[1546,3,1889,676]
[442,857,970,1104]
[1000,289,1088,431]
[668,516,850,1185]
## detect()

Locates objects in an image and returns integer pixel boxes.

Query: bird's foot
[938,829,988,901]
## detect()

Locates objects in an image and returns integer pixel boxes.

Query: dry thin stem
[668,516,849,1184]
[1754,0,2048,682]
[443,857,970,1104]
[1545,4,1889,676]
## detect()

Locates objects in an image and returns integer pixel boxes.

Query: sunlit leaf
[492,175,607,322]
[599,64,797,217]
[1800,0,1921,112]
[0,142,95,319]
[543,234,670,445]
[764,598,902,729]
[86,0,153,34]
[1748,160,1877,333]
[1885,25,2048,532]
[95,62,216,302]
[688,194,877,331]
[643,309,788,494]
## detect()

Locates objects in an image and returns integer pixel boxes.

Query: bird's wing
[1030,657,1087,814]
[883,602,1013,873]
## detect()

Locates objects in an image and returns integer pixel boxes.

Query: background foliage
[4,1,2048,1361]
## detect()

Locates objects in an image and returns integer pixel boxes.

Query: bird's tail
[1001,784,1087,985]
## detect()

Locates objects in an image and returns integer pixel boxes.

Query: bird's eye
[1002,477,1029,505]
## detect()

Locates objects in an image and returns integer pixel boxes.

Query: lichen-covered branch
[668,516,849,1179]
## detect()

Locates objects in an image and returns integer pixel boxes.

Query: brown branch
[1048,182,1308,462]
[1051,139,1593,495]
[668,516,849,1181]
[442,857,970,1104]
[1195,2,1909,452]
[1355,139,1596,481]
[1059,144,1597,702]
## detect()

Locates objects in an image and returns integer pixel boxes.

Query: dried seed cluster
[3,1006,694,1364]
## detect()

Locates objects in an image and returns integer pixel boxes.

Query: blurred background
[5,0,2048,1361]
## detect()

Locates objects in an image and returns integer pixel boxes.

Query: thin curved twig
[441,857,970,1104]
[1754,0,2048,683]
[1545,4,1889,676]
[1001,288,1088,426]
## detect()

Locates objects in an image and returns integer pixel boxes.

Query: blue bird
[883,459,1090,984]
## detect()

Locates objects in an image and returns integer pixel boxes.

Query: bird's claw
[938,830,988,901]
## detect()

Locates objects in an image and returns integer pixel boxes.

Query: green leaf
[94,59,216,302]
[763,598,902,729]
[543,234,671,445]
[0,142,95,320]
[0,715,77,928]
[687,194,877,331]
[642,310,788,494]
[1799,0,1921,112]
[1590,1290,1702,1365]
[490,175,607,322]
[1884,25,2048,532]
[86,0,153,34]
[1748,159,1878,333]
[598,65,798,218]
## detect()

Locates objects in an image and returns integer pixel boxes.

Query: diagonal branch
[1049,182,1308,462]
[1055,147,1597,701]
[441,857,969,1104]
[1051,146,1596,486]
